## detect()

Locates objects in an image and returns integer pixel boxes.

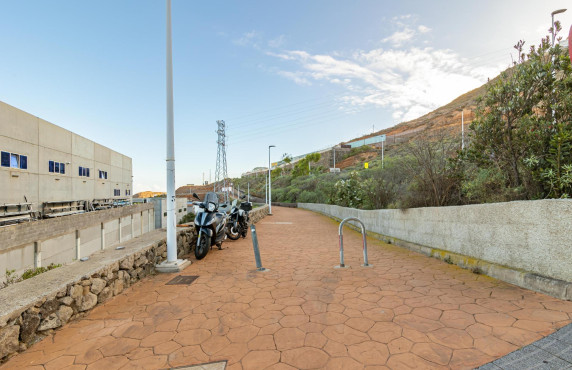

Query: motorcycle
[226,195,252,240]
[192,192,229,260]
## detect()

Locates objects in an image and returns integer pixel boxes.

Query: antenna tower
[214,120,228,198]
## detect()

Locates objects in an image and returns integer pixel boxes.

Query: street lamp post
[156,0,189,273]
[268,145,275,215]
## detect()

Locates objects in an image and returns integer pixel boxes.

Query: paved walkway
[3,207,572,369]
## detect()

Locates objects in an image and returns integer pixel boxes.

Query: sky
[1,1,571,193]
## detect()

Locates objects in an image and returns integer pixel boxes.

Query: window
[98,170,108,179]
[125,189,131,196]
[2,151,27,170]
[10,153,19,168]
[48,160,64,174]
[114,189,120,196]
[1,152,9,167]
[79,166,90,177]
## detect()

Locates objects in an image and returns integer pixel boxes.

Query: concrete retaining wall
[0,204,155,281]
[299,200,572,299]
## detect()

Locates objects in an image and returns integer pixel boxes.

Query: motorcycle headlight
[207,202,216,212]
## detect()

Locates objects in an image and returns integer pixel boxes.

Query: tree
[466,26,572,199]
[292,153,321,177]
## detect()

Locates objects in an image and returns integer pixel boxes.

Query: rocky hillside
[343,81,491,146]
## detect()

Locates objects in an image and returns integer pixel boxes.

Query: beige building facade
[0,101,132,210]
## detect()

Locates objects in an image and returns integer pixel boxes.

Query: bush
[179,212,195,224]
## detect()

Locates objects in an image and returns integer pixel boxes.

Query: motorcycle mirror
[193,192,200,200]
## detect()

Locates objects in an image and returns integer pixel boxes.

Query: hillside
[343,81,491,146]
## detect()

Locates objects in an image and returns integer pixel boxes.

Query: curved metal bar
[338,217,370,267]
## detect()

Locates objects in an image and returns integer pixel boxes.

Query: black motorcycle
[226,196,252,240]
[192,192,228,260]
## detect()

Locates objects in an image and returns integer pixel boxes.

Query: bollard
[250,224,267,271]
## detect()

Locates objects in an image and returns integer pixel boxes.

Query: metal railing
[336,217,371,268]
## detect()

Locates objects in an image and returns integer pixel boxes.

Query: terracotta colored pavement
[4,207,572,370]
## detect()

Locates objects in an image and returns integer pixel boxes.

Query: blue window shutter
[20,156,27,170]
[86,168,90,177]
[1,152,10,167]
[55,162,59,173]
[49,160,54,172]
[79,166,82,176]
[60,163,65,174]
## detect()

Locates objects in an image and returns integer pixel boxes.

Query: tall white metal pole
[165,0,176,263]
[461,110,465,150]
[268,145,275,215]
[381,140,384,169]
[248,182,250,202]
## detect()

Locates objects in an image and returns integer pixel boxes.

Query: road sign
[364,162,369,169]
[329,168,341,173]
[380,134,386,142]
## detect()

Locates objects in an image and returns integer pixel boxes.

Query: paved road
[3,207,572,369]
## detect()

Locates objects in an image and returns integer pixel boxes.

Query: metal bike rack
[335,217,372,268]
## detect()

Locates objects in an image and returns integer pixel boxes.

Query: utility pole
[248,182,250,202]
[156,0,189,273]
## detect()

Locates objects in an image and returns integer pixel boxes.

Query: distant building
[0,101,132,213]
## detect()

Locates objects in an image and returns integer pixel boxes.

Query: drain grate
[166,275,199,285]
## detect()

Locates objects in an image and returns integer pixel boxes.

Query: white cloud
[233,30,260,47]
[269,46,503,121]
[382,28,416,46]
[418,25,431,34]
[268,35,286,48]
[277,71,312,86]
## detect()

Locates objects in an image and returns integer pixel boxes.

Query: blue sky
[1,1,571,192]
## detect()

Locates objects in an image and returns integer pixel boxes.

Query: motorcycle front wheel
[227,224,240,240]
[195,235,209,260]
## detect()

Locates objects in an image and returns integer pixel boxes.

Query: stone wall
[0,204,269,362]
[299,200,572,300]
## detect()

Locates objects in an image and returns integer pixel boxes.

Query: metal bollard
[250,224,267,271]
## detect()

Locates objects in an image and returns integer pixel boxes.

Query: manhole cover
[166,275,199,285]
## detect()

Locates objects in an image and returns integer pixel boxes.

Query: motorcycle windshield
[203,192,219,206]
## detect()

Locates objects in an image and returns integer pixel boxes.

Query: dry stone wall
[0,204,268,362]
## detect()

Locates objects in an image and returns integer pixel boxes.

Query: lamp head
[552,8,567,16]
[269,145,276,149]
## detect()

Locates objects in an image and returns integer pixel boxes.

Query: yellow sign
[364,162,369,169]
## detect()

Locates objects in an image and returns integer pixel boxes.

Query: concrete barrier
[299,200,572,300]
[0,204,155,281]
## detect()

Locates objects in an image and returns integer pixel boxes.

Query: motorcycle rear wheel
[195,235,209,260]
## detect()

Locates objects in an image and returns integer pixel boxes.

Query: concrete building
[0,101,132,213]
